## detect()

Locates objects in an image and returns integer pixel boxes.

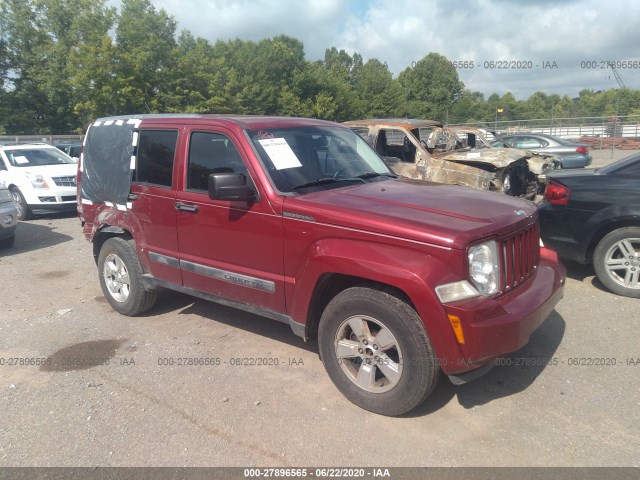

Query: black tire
[318,286,439,416]
[97,237,157,315]
[593,227,640,298]
[10,187,33,220]
[0,233,15,249]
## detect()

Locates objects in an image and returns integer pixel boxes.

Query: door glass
[187,132,249,191]
[136,130,178,187]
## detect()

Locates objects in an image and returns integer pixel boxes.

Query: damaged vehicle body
[344,119,559,199]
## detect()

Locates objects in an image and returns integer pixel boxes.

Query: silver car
[0,186,18,248]
[492,132,592,168]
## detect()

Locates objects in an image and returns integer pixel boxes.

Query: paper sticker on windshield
[14,156,29,164]
[466,152,481,159]
[258,138,302,170]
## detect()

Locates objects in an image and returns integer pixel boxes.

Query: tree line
[1,0,639,135]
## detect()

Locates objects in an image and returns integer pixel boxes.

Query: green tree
[1,0,115,133]
[113,0,177,114]
[351,59,404,118]
[398,52,464,121]
[450,90,486,124]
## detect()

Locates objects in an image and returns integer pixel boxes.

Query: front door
[175,128,286,314]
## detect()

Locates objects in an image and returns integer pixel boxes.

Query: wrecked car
[344,119,559,199]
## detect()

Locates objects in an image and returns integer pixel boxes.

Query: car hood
[440,147,553,170]
[283,179,537,249]
[14,164,77,177]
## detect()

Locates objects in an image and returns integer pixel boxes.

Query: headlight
[468,240,501,296]
[26,172,50,189]
[0,189,11,202]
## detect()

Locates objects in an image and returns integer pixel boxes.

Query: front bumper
[440,248,566,375]
[29,201,77,215]
[0,201,18,238]
[21,184,78,214]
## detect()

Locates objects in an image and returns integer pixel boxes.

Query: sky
[113,0,640,99]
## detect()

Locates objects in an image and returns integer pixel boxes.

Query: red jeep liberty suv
[78,114,565,416]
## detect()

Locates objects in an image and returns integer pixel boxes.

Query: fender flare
[288,238,465,366]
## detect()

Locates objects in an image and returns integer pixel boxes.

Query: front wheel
[10,187,33,220]
[318,286,440,416]
[97,237,157,315]
[593,227,640,298]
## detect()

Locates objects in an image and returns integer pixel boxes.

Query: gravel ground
[588,148,638,167]
[0,154,638,467]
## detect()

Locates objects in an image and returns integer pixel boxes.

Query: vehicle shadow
[563,260,594,281]
[0,218,74,257]
[140,290,566,415]
[176,297,319,354]
[562,260,611,294]
[406,310,566,416]
[135,290,198,316]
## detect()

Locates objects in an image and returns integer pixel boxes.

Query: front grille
[52,176,76,187]
[500,221,540,292]
[61,195,76,202]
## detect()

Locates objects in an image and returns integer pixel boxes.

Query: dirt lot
[0,154,638,467]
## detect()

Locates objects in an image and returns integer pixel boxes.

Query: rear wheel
[97,237,157,315]
[318,286,440,416]
[10,187,33,220]
[594,227,640,298]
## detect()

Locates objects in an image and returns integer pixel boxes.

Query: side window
[616,162,640,177]
[135,130,178,187]
[514,137,543,149]
[187,131,249,192]
[350,127,369,141]
[379,129,416,163]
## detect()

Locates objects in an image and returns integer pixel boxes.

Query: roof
[343,118,444,128]
[0,142,57,149]
[94,114,342,130]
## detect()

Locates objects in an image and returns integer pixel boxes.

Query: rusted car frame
[344,119,558,198]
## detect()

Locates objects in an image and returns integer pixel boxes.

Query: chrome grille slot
[501,222,540,292]
[52,176,76,187]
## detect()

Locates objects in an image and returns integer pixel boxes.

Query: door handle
[175,202,199,213]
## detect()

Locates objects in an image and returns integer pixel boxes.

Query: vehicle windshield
[248,126,394,193]
[5,148,75,167]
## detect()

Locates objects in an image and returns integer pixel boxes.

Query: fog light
[38,196,56,202]
[3,215,13,225]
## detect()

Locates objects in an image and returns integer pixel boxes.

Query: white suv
[0,144,78,220]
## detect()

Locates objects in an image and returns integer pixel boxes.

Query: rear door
[129,128,182,285]
[175,127,286,314]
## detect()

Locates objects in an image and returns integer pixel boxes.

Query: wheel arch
[288,239,465,367]
[304,273,416,343]
[584,216,640,263]
[92,226,132,265]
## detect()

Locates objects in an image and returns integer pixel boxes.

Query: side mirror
[208,173,256,202]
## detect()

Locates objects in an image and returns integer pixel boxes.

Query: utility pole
[609,63,628,159]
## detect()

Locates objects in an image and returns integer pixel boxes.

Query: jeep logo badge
[514,209,526,216]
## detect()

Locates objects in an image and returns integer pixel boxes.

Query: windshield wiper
[356,172,397,179]
[291,177,365,190]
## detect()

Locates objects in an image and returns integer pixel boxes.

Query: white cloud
[111,0,640,98]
